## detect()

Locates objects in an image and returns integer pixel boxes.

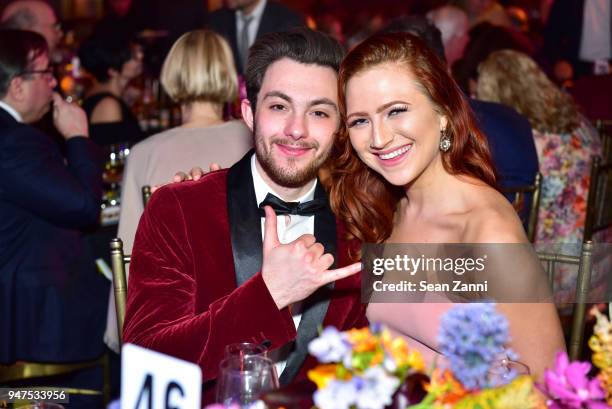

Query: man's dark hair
[78,35,133,82]
[0,29,48,98]
[0,6,37,30]
[245,28,344,111]
[380,16,447,65]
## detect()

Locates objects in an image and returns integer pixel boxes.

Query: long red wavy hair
[328,32,497,244]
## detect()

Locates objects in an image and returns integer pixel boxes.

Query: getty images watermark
[371,253,489,293]
[361,243,612,304]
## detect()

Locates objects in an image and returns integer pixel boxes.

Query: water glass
[225,342,268,359]
[216,355,279,407]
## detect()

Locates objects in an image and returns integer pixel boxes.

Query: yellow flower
[307,364,343,389]
[406,350,425,371]
[589,306,612,404]
[453,376,546,409]
[380,329,425,371]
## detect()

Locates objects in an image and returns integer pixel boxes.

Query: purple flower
[308,326,352,364]
[538,351,608,409]
[313,367,400,409]
[354,367,401,409]
[437,303,516,389]
[313,379,358,409]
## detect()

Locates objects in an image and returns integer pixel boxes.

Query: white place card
[121,343,202,409]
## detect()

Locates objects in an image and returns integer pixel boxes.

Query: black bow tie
[258,193,327,217]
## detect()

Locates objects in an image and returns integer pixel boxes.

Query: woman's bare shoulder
[90,96,122,123]
[461,183,528,244]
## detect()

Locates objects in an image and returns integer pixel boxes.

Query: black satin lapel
[279,182,337,385]
[227,150,263,286]
[313,182,338,270]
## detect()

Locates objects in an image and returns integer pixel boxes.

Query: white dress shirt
[0,101,23,123]
[236,0,268,50]
[251,154,317,377]
[580,0,612,62]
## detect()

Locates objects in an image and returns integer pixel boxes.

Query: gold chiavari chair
[536,241,594,361]
[0,356,110,404]
[110,238,130,344]
[142,185,152,207]
[109,186,149,343]
[595,119,612,162]
[502,173,542,242]
[584,156,612,241]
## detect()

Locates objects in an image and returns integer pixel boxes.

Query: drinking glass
[225,342,268,359]
[216,355,279,407]
[488,358,530,386]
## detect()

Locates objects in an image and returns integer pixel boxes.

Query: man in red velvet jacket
[123,28,367,399]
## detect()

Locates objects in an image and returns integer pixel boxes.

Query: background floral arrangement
[307,304,612,409]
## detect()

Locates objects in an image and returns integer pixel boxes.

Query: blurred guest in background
[459,0,512,28]
[0,30,108,404]
[427,5,470,69]
[107,30,253,352]
[543,0,611,81]
[79,35,144,147]
[477,50,602,245]
[453,21,534,95]
[116,29,250,257]
[1,0,66,153]
[0,0,63,57]
[207,0,305,73]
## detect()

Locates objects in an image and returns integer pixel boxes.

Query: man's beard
[254,123,333,188]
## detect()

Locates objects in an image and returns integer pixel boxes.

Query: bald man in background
[427,5,470,69]
[1,0,68,152]
[1,0,63,54]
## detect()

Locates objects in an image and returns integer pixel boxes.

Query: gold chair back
[142,185,152,207]
[595,119,612,162]
[584,156,612,241]
[110,238,130,344]
[502,173,542,242]
[536,240,593,361]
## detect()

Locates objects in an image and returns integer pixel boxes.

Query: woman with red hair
[328,32,564,379]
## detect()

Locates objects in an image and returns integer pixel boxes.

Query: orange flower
[347,328,378,353]
[425,369,467,404]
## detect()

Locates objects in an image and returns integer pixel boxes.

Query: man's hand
[261,206,361,310]
[151,164,222,193]
[52,93,89,139]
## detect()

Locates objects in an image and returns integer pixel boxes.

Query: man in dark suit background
[207,0,305,73]
[544,0,611,79]
[0,30,108,369]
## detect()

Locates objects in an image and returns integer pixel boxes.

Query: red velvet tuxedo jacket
[123,152,367,399]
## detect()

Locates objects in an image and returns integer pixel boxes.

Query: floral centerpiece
[306,304,612,409]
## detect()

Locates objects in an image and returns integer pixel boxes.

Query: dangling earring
[439,128,452,152]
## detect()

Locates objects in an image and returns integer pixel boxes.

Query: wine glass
[488,358,530,386]
[225,342,268,359]
[216,355,279,407]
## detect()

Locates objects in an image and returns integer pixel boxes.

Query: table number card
[121,343,202,409]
